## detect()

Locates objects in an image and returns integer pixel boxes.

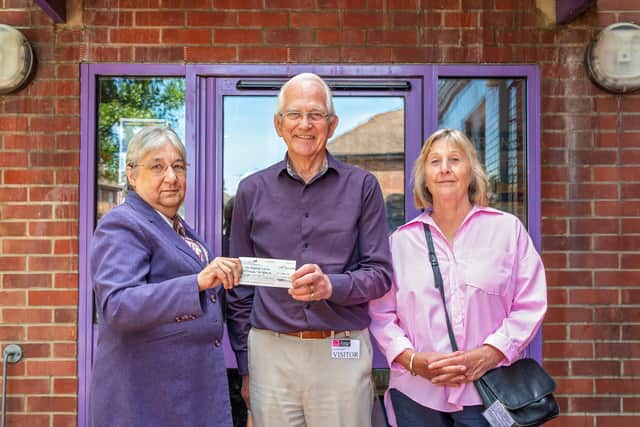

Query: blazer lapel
[125,193,206,268]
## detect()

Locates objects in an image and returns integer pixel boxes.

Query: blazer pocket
[143,329,187,343]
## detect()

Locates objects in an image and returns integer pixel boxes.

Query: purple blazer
[89,192,232,427]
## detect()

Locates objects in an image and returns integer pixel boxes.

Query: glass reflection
[438,78,527,224]
[96,77,186,222]
[222,96,406,255]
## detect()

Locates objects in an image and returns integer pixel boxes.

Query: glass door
[203,75,423,426]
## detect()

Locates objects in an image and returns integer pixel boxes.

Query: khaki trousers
[248,327,374,427]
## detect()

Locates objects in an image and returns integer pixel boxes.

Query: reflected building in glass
[439,78,527,224]
[328,108,405,232]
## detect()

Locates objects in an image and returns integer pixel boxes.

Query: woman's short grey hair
[412,128,489,209]
[274,72,336,119]
[124,125,185,191]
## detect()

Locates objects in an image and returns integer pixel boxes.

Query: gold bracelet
[409,351,417,376]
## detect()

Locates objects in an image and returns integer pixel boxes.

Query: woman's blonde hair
[412,128,488,209]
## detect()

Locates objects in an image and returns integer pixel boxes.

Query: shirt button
[214,339,221,347]
[209,294,217,303]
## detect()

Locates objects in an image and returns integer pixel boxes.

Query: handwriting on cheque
[239,257,296,288]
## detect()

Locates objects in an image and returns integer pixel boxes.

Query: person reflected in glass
[227,73,392,427]
[89,125,242,427]
[385,193,405,232]
[369,129,548,427]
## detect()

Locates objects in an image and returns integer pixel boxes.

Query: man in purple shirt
[227,73,392,427]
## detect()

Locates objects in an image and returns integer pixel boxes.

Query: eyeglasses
[129,162,188,177]
[279,111,331,123]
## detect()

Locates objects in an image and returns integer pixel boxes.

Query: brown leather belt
[281,330,348,339]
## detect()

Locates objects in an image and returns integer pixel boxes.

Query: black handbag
[423,223,559,427]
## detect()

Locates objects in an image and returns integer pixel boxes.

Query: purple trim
[557,0,595,25]
[526,67,543,362]
[184,64,198,226]
[34,0,65,23]
[208,79,220,251]
[211,78,236,365]
[77,63,92,427]
[405,77,426,221]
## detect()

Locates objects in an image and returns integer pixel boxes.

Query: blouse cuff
[386,336,414,369]
[484,333,519,364]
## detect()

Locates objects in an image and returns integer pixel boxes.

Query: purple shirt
[369,206,547,422]
[227,152,393,374]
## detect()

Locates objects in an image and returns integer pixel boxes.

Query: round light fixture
[0,24,34,95]
[585,22,640,94]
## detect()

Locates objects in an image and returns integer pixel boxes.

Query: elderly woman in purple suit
[89,126,242,427]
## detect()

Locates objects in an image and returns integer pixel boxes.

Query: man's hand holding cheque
[288,263,333,302]
[238,258,333,302]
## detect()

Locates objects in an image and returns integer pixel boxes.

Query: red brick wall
[0,0,638,425]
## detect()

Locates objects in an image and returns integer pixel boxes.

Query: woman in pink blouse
[369,129,547,427]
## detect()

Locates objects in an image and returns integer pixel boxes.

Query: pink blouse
[369,206,547,424]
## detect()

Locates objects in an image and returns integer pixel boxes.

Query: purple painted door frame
[79,63,541,427]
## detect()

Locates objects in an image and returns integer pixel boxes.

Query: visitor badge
[331,339,360,359]
[482,400,516,427]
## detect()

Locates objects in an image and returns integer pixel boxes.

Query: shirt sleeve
[226,182,255,376]
[483,220,548,363]
[327,174,393,306]
[91,210,203,333]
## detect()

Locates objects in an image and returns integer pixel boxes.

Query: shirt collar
[156,210,175,227]
[399,205,503,231]
[278,150,339,183]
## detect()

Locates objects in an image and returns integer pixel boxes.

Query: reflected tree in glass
[96,78,185,219]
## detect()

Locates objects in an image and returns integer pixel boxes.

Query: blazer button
[214,339,221,347]
[209,294,217,303]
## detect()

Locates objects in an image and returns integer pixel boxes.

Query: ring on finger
[310,292,315,300]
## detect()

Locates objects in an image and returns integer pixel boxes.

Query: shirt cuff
[484,333,518,364]
[235,350,249,376]
[386,336,414,370]
[326,273,350,304]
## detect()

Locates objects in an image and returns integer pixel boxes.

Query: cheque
[239,257,296,288]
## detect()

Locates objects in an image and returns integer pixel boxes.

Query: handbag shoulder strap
[423,223,459,352]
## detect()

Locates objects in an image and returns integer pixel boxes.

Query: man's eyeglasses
[129,162,188,177]
[279,111,331,123]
